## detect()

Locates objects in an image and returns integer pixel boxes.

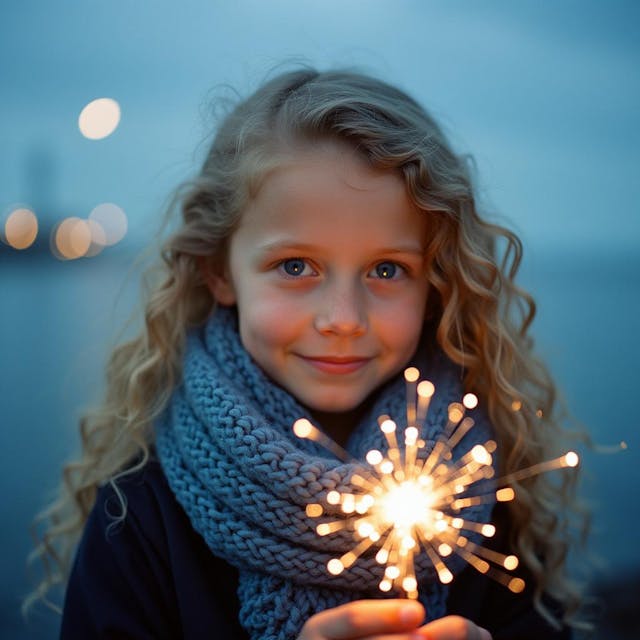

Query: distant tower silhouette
[24,144,57,253]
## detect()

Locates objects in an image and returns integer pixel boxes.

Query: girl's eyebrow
[256,239,425,256]
[256,240,320,255]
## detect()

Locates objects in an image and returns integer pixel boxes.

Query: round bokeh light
[78,98,121,140]
[88,203,127,245]
[4,207,38,249]
[53,217,92,260]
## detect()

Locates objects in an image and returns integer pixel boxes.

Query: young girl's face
[208,141,430,414]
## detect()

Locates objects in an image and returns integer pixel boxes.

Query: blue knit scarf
[155,308,494,640]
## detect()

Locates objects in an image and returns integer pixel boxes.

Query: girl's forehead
[264,138,401,189]
[233,144,427,250]
[248,143,409,212]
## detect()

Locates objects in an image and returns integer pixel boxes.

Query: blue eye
[280,258,308,277]
[372,262,400,279]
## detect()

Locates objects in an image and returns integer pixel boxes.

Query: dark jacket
[60,459,571,639]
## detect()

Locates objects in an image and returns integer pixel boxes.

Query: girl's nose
[314,283,367,337]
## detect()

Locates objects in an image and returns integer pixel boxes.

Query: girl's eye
[370,261,403,280]
[279,258,311,277]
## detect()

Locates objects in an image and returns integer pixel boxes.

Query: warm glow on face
[79,98,121,139]
[218,143,430,416]
[4,208,38,249]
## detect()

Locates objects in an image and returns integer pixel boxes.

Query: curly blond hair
[25,68,587,628]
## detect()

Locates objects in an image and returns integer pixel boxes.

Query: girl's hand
[298,600,491,639]
[415,615,492,640]
[298,599,424,639]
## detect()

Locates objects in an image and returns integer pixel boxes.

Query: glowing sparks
[496,487,515,502]
[463,393,478,410]
[565,451,579,467]
[294,367,580,599]
[293,418,314,439]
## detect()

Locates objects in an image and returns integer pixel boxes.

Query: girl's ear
[198,257,237,306]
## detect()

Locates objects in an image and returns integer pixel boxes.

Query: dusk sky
[2,1,638,255]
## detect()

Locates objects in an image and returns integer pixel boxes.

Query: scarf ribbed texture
[155,308,494,639]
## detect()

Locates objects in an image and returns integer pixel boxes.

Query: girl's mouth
[298,355,371,375]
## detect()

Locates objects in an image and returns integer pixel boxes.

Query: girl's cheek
[374,292,427,329]
[238,293,306,343]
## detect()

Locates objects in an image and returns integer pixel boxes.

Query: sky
[1,0,639,256]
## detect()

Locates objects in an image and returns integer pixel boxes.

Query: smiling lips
[298,355,372,375]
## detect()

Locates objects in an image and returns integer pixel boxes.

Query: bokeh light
[78,98,121,140]
[88,203,127,245]
[3,207,38,249]
[84,218,108,257]
[52,217,92,260]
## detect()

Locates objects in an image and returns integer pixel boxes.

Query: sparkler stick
[494,451,579,487]
[293,368,581,599]
[416,380,435,428]
[293,418,353,463]
[404,367,420,427]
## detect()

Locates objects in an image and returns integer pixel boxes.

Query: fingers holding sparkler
[412,615,493,639]
[298,599,426,640]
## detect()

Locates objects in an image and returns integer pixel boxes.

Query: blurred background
[1,1,638,637]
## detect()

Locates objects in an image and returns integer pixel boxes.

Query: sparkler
[293,367,579,600]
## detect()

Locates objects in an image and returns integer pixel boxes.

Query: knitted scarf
[155,308,494,640]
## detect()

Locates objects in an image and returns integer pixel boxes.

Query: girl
[28,68,584,639]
